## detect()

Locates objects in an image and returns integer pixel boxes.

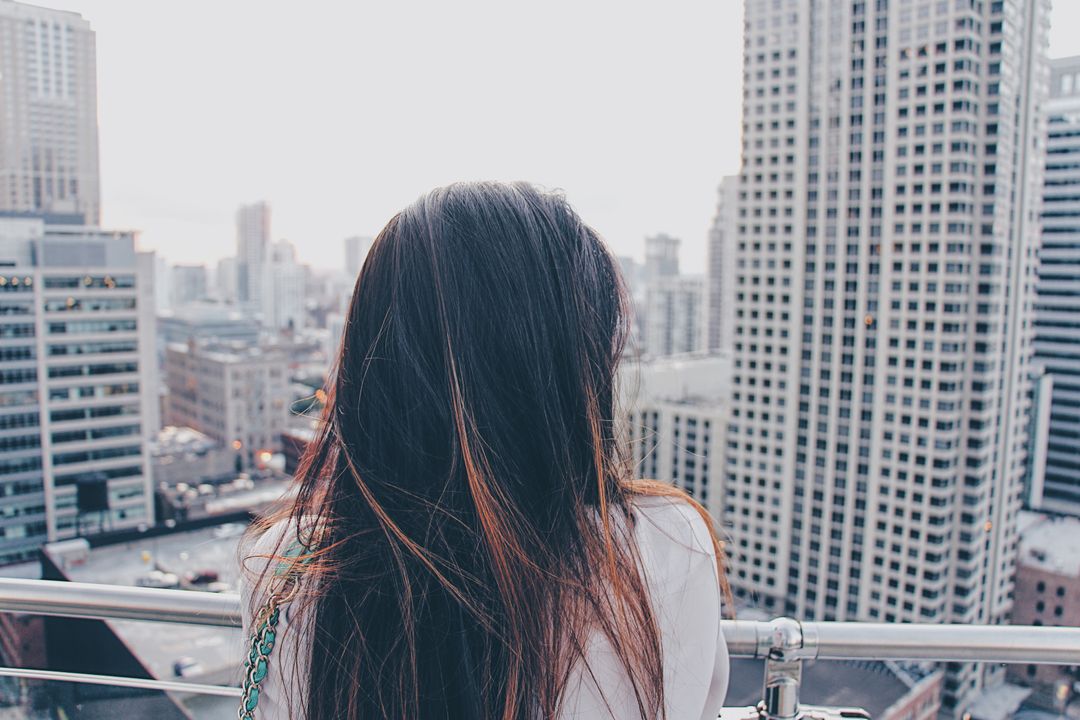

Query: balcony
[0,577,1077,720]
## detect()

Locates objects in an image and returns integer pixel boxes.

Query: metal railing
[0,578,1078,718]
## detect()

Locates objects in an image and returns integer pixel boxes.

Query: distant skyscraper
[236,202,270,310]
[706,177,738,354]
[638,235,704,358]
[644,233,680,283]
[0,1,101,223]
[0,215,156,563]
[169,264,208,309]
[262,239,306,331]
[727,0,1048,714]
[214,256,239,304]
[344,236,373,279]
[1029,56,1080,517]
[643,275,705,358]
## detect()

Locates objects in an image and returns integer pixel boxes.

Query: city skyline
[16,0,1080,272]
[0,1,1076,716]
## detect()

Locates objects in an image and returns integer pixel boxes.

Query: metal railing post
[759,618,813,720]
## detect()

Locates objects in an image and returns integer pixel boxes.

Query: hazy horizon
[23,0,1080,271]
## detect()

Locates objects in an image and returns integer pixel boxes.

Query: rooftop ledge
[0,578,1076,718]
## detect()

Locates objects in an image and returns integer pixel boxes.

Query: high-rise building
[0,215,156,564]
[262,240,306,332]
[726,0,1048,713]
[344,235,373,279]
[639,234,704,358]
[644,233,680,284]
[214,256,238,305]
[235,202,270,311]
[169,264,208,309]
[706,177,739,354]
[1029,56,1080,517]
[0,1,100,224]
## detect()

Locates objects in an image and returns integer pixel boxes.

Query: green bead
[252,658,267,683]
[244,686,260,712]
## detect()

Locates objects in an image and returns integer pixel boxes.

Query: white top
[240,495,729,719]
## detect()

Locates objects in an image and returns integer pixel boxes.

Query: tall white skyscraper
[0,215,156,563]
[262,239,306,332]
[0,1,100,223]
[727,0,1048,714]
[706,177,739,354]
[1029,55,1080,517]
[236,202,270,311]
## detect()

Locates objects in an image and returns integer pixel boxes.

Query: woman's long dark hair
[246,181,728,720]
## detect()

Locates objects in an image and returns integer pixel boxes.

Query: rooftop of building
[157,301,257,325]
[0,0,87,21]
[620,351,732,406]
[1050,54,1080,70]
[42,521,248,701]
[165,339,285,365]
[965,682,1033,720]
[0,560,41,580]
[1017,511,1080,577]
[150,426,219,457]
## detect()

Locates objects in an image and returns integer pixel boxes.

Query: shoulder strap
[239,539,309,719]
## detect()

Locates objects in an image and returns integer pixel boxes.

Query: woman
[241,181,730,719]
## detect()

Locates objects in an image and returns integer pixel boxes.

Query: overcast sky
[27,1,1080,271]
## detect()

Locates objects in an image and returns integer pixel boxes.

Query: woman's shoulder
[240,517,300,569]
[238,518,312,600]
[629,494,717,560]
[238,517,318,634]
